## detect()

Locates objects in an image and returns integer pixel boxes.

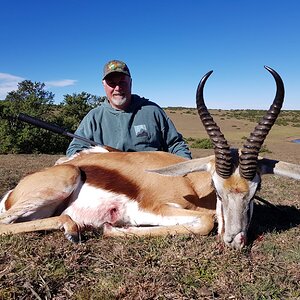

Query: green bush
[259,144,272,154]
[187,138,214,149]
[0,80,105,154]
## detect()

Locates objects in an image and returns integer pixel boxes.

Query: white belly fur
[63,184,200,229]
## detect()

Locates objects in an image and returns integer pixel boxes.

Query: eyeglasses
[105,78,130,88]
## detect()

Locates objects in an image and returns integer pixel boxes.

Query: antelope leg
[0,215,80,243]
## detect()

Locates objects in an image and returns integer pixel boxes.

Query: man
[66,60,191,159]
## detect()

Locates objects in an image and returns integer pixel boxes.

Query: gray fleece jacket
[66,95,191,159]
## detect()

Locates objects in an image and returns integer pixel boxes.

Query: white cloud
[45,79,77,87]
[0,73,25,99]
[0,74,78,100]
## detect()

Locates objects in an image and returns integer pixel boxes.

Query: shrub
[190,138,214,149]
[259,144,272,154]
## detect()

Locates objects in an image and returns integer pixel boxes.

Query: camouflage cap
[102,60,131,79]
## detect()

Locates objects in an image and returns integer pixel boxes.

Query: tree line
[0,80,106,154]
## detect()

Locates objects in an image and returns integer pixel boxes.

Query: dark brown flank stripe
[80,165,140,200]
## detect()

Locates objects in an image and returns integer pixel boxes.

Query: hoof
[65,231,81,243]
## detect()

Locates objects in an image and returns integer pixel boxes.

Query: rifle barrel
[17,113,100,146]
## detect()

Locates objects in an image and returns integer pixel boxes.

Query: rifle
[17,113,101,147]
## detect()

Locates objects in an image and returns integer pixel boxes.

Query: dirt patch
[166,109,300,163]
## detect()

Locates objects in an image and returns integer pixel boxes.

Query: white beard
[110,96,129,109]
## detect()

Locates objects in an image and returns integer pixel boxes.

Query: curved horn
[239,66,285,180]
[196,71,232,178]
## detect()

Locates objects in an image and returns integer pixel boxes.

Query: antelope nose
[223,235,234,245]
[223,232,247,249]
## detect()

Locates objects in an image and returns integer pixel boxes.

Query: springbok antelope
[0,67,299,249]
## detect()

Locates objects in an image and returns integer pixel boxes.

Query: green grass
[224,109,300,127]
[0,148,299,299]
[166,107,300,127]
[185,137,214,149]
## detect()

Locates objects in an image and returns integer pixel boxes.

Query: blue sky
[1,0,300,109]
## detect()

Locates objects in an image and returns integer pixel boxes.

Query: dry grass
[0,109,299,299]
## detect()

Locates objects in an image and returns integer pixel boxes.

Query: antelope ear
[258,158,300,180]
[146,156,215,176]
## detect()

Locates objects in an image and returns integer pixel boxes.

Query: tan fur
[104,212,215,237]
[67,151,216,213]
[0,151,216,240]
[223,175,249,194]
[6,164,80,209]
[0,215,78,236]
